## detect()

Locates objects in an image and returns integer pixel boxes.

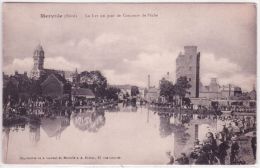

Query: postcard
[2,3,257,165]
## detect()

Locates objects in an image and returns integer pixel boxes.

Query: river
[2,105,234,164]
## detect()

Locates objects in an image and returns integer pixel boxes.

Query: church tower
[30,44,45,79]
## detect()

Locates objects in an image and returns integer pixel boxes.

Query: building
[3,72,10,89]
[41,73,71,98]
[31,44,45,79]
[71,87,95,101]
[199,78,243,100]
[145,74,160,102]
[200,78,221,99]
[3,71,31,100]
[249,88,256,100]
[145,87,160,102]
[176,46,200,98]
[30,44,76,82]
[110,84,131,95]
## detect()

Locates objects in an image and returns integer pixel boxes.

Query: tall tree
[79,70,108,98]
[174,76,191,102]
[105,87,121,100]
[159,78,175,102]
[131,86,139,97]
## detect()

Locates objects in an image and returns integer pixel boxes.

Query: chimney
[15,70,18,75]
[148,75,150,89]
[167,72,170,80]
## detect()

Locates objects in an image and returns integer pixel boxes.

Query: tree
[174,76,191,98]
[105,87,121,100]
[173,76,191,106]
[159,78,175,102]
[3,79,19,103]
[79,70,108,98]
[131,86,139,97]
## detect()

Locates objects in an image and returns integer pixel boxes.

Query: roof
[44,68,75,80]
[110,84,132,90]
[72,88,95,97]
[41,73,67,86]
[147,87,159,93]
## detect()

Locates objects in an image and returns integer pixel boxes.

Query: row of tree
[3,70,123,104]
[159,76,191,103]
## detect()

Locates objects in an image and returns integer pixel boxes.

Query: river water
[2,105,226,164]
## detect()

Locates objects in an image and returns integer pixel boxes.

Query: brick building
[176,46,200,97]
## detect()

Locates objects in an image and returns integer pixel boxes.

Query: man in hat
[230,136,240,164]
[251,131,256,160]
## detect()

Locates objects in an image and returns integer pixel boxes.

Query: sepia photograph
[2,2,257,165]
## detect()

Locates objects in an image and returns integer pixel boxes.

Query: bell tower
[30,44,45,79]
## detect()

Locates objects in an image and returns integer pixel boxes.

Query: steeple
[30,44,45,79]
[33,44,45,70]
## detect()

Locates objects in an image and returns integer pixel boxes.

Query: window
[189,78,191,81]
[189,66,192,71]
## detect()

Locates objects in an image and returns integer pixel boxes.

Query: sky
[3,3,256,91]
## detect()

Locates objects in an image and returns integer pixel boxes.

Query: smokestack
[167,72,170,80]
[148,75,150,89]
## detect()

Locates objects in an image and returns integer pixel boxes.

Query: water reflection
[29,120,40,144]
[3,105,255,164]
[41,116,70,138]
[71,108,105,132]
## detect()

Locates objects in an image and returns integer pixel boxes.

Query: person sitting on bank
[166,151,174,165]
[176,153,189,164]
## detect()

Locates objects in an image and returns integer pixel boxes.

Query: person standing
[166,151,175,165]
[230,136,240,164]
[176,153,189,164]
[251,132,256,160]
[195,147,210,165]
[221,125,229,141]
[217,140,230,164]
[227,123,234,140]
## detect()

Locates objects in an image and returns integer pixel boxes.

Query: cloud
[3,4,256,92]
[200,53,254,91]
[45,57,81,71]
[3,57,33,74]
[221,73,256,92]
[94,33,121,45]
[3,57,80,74]
[103,50,178,87]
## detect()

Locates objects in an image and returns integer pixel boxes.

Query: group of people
[4,95,121,117]
[167,131,256,165]
[219,105,256,113]
[165,113,256,165]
